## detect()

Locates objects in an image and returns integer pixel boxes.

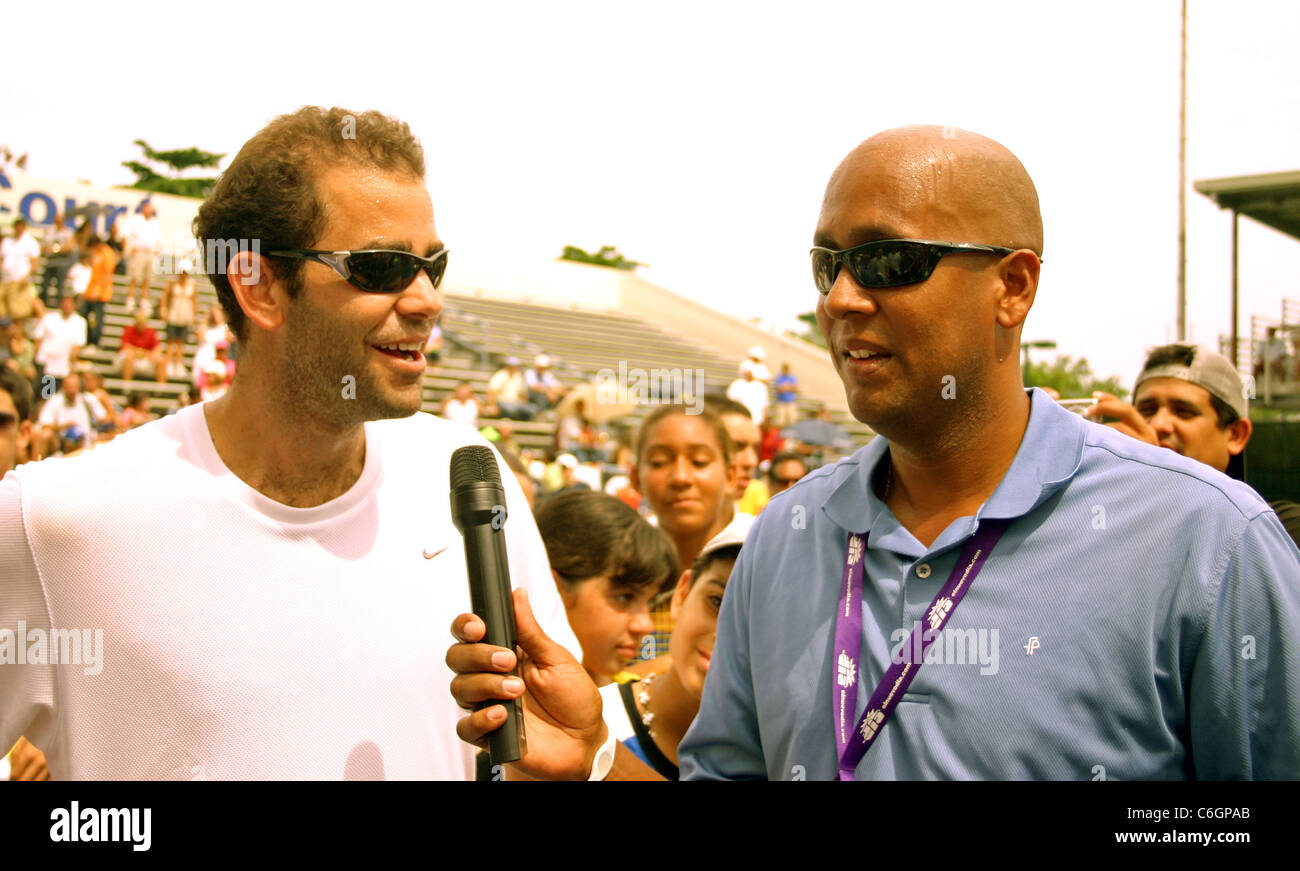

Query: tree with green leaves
[559,245,644,271]
[122,140,224,199]
[1024,354,1127,400]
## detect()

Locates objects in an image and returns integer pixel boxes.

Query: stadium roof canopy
[1194,170,1300,242]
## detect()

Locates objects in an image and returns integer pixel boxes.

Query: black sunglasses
[810,239,1029,293]
[266,248,448,294]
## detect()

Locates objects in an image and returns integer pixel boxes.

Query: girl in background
[534,490,678,685]
[628,404,735,662]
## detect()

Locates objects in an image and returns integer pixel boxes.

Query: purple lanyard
[832,518,1008,781]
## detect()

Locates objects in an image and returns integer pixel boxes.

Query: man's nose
[397,270,442,322]
[819,263,881,320]
[1148,407,1176,435]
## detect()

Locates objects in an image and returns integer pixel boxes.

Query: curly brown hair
[193,106,426,341]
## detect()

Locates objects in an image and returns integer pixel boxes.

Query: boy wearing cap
[1090,343,1299,545]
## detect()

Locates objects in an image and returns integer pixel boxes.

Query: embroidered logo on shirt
[837,651,857,688]
[847,534,864,566]
[859,709,885,742]
[422,546,449,560]
[926,596,953,631]
[1024,636,1041,655]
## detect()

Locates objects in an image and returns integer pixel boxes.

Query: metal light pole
[1177,0,1188,341]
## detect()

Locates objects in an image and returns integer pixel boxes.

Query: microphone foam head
[450,445,502,491]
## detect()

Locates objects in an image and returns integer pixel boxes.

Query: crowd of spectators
[0,211,236,463]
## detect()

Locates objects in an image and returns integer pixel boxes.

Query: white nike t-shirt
[0,406,578,780]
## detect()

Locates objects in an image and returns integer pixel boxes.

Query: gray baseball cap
[1134,344,1248,419]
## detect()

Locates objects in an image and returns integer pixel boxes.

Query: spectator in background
[33,295,87,392]
[105,219,126,274]
[773,362,799,427]
[198,351,234,402]
[494,419,522,457]
[765,450,809,497]
[1090,342,1300,547]
[704,395,765,516]
[81,236,119,348]
[600,516,754,779]
[2,316,37,388]
[739,345,770,383]
[78,367,120,436]
[118,307,162,383]
[1254,326,1289,384]
[629,404,736,662]
[160,262,198,380]
[525,353,565,410]
[1,218,43,330]
[424,323,443,372]
[725,364,769,425]
[36,372,104,458]
[440,380,481,429]
[66,252,92,299]
[38,212,76,307]
[191,306,232,386]
[535,490,678,685]
[553,453,591,494]
[757,413,784,465]
[121,201,161,312]
[487,356,537,420]
[117,391,155,431]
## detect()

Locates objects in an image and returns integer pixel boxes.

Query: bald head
[820,126,1043,255]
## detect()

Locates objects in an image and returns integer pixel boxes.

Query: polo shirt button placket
[915,563,932,579]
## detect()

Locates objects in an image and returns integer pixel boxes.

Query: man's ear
[669,570,693,622]
[226,250,289,335]
[993,249,1041,331]
[17,419,33,457]
[1226,417,1253,456]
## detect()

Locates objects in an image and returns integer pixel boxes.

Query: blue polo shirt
[679,389,1300,780]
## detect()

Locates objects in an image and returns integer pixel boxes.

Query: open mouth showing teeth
[847,350,888,359]
[374,342,423,362]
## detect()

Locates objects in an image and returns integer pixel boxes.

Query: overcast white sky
[3,0,1297,386]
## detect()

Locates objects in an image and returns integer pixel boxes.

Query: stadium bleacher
[60,264,874,454]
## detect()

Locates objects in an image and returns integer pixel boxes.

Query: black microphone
[450,445,524,765]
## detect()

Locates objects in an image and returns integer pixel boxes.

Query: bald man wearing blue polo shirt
[447,126,1300,780]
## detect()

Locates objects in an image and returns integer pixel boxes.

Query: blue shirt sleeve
[1189,508,1300,779]
[679,528,769,781]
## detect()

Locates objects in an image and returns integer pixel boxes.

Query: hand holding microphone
[447,446,607,779]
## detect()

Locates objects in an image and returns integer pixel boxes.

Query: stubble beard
[282,298,421,429]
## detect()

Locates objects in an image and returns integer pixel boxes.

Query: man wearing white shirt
[120,201,161,312]
[33,295,87,388]
[725,366,770,424]
[35,371,105,455]
[1,218,43,328]
[0,106,580,780]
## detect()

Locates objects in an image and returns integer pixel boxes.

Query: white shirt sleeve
[0,472,59,756]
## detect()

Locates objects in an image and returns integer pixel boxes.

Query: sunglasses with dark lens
[266,248,449,294]
[810,239,1026,293]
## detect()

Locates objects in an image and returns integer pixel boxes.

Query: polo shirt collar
[822,388,1085,538]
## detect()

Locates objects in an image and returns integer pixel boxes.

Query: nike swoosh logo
[422,546,449,560]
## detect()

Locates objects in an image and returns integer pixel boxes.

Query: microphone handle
[462,517,524,765]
